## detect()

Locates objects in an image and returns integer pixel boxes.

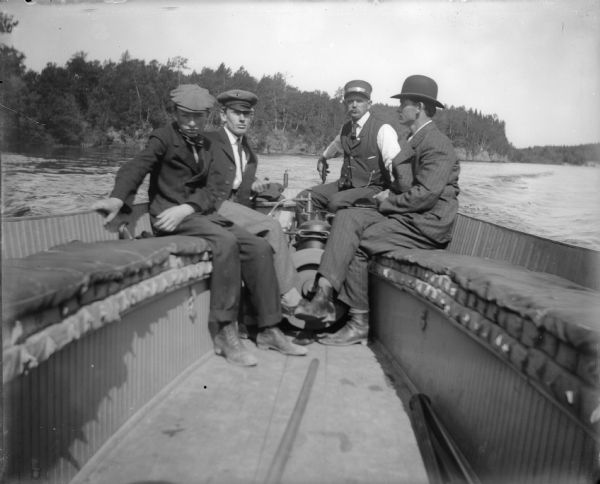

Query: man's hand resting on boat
[92,197,124,223]
[153,204,195,232]
[251,177,270,193]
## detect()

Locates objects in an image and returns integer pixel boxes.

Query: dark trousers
[296,182,382,216]
[157,213,281,326]
[319,208,441,311]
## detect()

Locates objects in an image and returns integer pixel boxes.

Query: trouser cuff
[256,311,283,328]
[209,309,238,323]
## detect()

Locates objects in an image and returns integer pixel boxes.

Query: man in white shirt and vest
[296,80,401,217]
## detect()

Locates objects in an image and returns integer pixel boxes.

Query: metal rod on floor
[264,358,320,484]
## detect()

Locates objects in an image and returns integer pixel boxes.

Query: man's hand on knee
[154,204,195,232]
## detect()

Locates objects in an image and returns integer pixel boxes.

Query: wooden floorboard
[73,338,428,484]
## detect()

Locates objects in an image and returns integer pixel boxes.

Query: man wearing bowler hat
[204,90,303,323]
[296,79,401,217]
[295,75,460,346]
[93,84,307,366]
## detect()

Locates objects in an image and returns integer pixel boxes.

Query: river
[2,150,599,250]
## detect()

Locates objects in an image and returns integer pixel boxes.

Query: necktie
[235,137,245,186]
[237,137,244,162]
[351,122,359,140]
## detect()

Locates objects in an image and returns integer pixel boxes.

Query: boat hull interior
[2,203,599,484]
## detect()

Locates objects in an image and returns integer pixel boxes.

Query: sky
[2,0,599,149]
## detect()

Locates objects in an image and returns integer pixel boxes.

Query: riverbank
[13,138,598,166]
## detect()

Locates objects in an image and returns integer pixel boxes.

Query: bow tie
[178,128,204,149]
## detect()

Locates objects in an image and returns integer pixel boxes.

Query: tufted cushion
[375,248,600,349]
[2,236,211,333]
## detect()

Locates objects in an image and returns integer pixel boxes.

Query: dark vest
[339,114,390,189]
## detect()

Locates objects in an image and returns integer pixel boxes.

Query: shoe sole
[318,339,368,346]
[257,342,307,356]
[214,347,258,366]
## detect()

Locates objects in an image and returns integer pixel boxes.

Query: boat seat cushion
[373,248,599,349]
[3,236,212,331]
[371,248,600,430]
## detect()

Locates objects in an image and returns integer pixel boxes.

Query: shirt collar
[409,120,433,140]
[224,126,241,146]
[354,111,370,128]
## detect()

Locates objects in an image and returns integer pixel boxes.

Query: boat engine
[291,193,331,298]
[260,188,347,328]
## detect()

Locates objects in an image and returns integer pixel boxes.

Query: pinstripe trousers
[318,208,441,311]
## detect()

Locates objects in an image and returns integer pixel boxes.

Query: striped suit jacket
[379,121,460,245]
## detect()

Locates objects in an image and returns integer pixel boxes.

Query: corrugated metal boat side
[2,204,152,259]
[370,278,597,484]
[449,213,599,290]
[3,280,211,484]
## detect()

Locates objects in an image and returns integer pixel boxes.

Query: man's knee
[327,198,351,212]
[252,237,273,258]
[261,215,284,237]
[331,208,360,226]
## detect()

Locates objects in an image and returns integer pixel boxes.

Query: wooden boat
[2,189,599,484]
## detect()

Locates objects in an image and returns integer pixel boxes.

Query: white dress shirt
[224,126,247,190]
[321,111,401,172]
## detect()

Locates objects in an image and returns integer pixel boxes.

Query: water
[2,151,599,250]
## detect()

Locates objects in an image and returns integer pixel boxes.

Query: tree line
[1,14,597,164]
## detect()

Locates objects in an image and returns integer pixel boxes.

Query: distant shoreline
[6,145,598,167]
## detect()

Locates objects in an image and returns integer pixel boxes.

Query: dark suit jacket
[378,121,460,245]
[204,128,258,209]
[110,122,217,218]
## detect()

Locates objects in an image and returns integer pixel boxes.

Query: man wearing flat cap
[93,84,306,366]
[295,79,401,217]
[295,75,460,346]
[205,89,304,331]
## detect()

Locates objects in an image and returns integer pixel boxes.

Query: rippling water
[2,150,599,250]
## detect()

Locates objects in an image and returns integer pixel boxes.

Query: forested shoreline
[1,15,598,165]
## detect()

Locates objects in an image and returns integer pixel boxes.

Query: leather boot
[293,329,317,346]
[294,286,336,324]
[238,321,249,339]
[214,321,258,366]
[319,312,369,346]
[257,326,308,356]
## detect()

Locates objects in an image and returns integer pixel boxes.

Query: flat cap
[217,89,258,112]
[344,80,372,100]
[170,84,215,112]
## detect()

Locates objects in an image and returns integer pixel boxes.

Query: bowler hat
[391,75,445,109]
[217,89,258,112]
[344,80,372,100]
[170,84,215,112]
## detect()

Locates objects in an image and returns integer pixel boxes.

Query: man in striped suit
[295,75,460,346]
